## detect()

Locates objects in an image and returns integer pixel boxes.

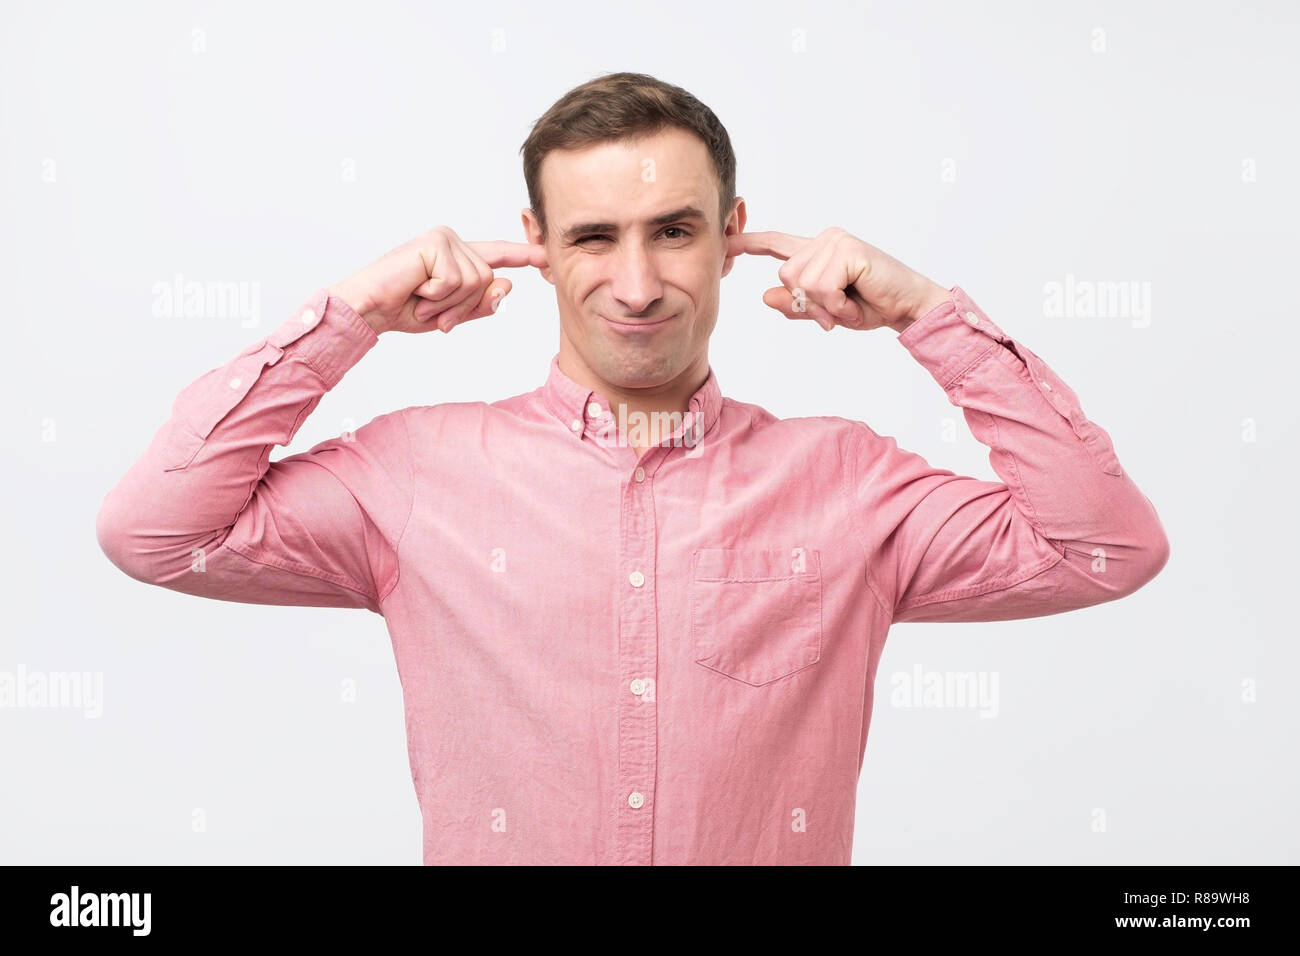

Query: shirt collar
[540,353,723,449]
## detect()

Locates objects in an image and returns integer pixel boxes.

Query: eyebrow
[559,205,708,243]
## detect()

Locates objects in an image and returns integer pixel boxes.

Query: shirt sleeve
[844,285,1170,624]
[95,288,414,616]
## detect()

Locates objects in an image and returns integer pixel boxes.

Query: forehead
[540,127,718,224]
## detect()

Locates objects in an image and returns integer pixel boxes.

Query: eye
[574,226,692,246]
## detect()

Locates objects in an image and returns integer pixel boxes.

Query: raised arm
[95,227,547,614]
[847,286,1170,624]
[94,289,411,613]
[725,226,1169,625]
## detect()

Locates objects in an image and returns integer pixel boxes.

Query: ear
[521,208,555,285]
[721,197,747,278]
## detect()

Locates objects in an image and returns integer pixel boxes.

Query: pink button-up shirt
[96,284,1170,865]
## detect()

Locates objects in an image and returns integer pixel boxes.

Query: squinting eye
[575,227,691,245]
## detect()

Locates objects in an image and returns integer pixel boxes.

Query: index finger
[726,230,810,261]
[469,240,549,270]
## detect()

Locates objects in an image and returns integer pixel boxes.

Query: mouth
[601,312,678,333]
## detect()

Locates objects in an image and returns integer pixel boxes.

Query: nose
[607,239,665,317]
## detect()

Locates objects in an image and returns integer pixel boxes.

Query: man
[96,71,1170,865]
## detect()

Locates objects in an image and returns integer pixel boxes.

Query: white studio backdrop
[1,0,1295,864]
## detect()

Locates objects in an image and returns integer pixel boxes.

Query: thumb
[762,286,834,330]
[762,286,793,312]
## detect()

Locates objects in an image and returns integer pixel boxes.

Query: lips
[602,312,676,332]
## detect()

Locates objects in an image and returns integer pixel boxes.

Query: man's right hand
[328,226,549,335]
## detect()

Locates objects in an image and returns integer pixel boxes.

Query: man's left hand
[726,227,951,333]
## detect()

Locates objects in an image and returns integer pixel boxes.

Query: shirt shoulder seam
[842,421,895,621]
[380,408,416,604]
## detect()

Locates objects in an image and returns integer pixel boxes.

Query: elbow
[1147,526,1171,580]
[96,494,175,586]
[1120,522,1171,598]
[96,492,227,587]
[95,496,148,583]
[1114,488,1172,596]
[1139,497,1172,581]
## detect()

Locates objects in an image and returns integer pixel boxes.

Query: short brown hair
[521,71,736,242]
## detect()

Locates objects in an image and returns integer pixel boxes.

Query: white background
[2,0,1296,864]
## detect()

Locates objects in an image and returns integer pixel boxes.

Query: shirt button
[301,308,317,326]
[570,418,582,432]
[629,570,645,588]
[628,791,645,809]
[229,377,241,389]
[964,310,979,326]
[630,678,646,696]
[634,467,645,483]
[587,402,602,416]
[1040,381,1052,391]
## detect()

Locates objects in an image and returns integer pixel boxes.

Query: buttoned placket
[559,368,715,865]
[566,391,659,864]
[616,438,659,864]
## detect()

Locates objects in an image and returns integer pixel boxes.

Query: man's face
[522,127,745,394]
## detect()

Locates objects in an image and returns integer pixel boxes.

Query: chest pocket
[689,547,823,686]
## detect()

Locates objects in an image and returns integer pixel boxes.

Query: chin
[601,352,678,389]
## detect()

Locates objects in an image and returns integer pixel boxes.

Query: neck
[557,348,709,459]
